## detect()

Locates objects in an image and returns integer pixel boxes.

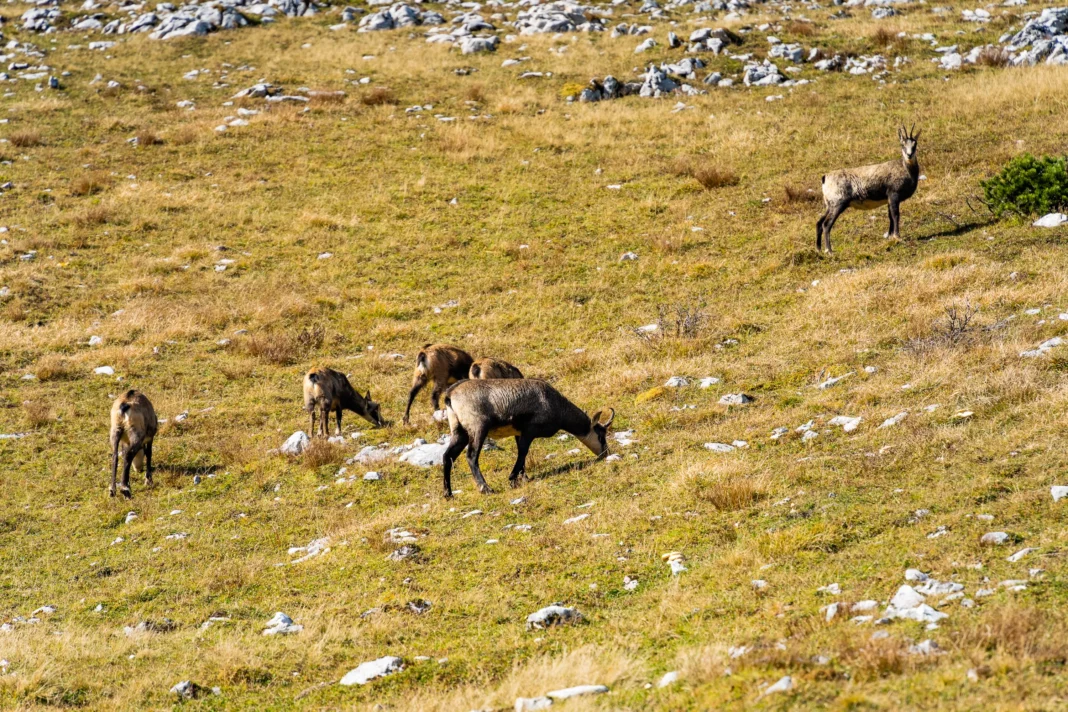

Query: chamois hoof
[109,486,116,498]
[442,488,454,499]
[478,484,496,495]
[508,477,526,489]
[119,486,133,499]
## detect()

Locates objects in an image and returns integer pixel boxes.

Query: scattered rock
[339,656,404,685]
[828,415,862,432]
[1033,213,1067,228]
[980,532,1010,546]
[1052,485,1068,502]
[263,612,303,635]
[657,671,679,688]
[280,431,310,456]
[719,393,754,406]
[398,442,447,468]
[526,605,583,630]
[662,551,687,575]
[760,675,793,697]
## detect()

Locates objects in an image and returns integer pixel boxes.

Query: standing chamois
[403,344,473,425]
[817,125,921,253]
[469,357,524,380]
[441,378,615,498]
[303,367,384,437]
[109,390,158,498]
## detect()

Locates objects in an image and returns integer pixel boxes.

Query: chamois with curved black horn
[817,125,921,253]
[441,378,615,498]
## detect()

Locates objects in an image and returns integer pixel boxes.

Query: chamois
[303,367,384,437]
[469,357,524,380]
[817,125,921,253]
[403,344,473,425]
[441,378,615,498]
[108,390,158,499]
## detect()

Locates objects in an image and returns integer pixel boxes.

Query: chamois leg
[121,435,144,499]
[888,195,902,240]
[466,428,494,495]
[816,210,827,252]
[320,404,331,438]
[442,428,470,499]
[144,439,154,487]
[403,373,428,425]
[822,203,846,254]
[109,432,121,497]
[335,407,343,437]
[509,433,534,488]
[309,408,316,438]
[430,382,447,414]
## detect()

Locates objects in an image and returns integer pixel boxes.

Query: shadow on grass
[157,463,221,477]
[530,458,598,482]
[919,217,995,241]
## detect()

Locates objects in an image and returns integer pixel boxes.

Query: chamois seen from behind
[303,367,384,437]
[403,344,473,425]
[469,357,524,380]
[817,125,921,253]
[441,378,615,498]
[109,390,158,499]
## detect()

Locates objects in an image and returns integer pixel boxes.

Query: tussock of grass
[23,401,55,429]
[34,354,75,381]
[8,129,43,147]
[672,156,740,190]
[71,171,110,197]
[361,86,397,106]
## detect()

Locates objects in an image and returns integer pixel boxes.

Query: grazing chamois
[817,125,921,253]
[441,378,615,498]
[109,390,158,498]
[303,367,384,437]
[469,357,524,380]
[403,344,473,425]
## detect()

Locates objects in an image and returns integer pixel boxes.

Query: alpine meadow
[3,0,1068,709]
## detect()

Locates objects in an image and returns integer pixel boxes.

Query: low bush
[981,153,1068,217]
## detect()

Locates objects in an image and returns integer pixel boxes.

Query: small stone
[280,431,310,456]
[262,612,302,636]
[526,605,583,630]
[980,532,1010,546]
[761,675,793,697]
[657,671,679,688]
[339,656,404,686]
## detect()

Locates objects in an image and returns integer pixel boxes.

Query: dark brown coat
[109,390,159,498]
[403,344,473,424]
[304,367,384,437]
[441,378,614,498]
[469,358,524,380]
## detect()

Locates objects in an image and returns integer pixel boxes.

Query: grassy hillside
[2,0,1068,709]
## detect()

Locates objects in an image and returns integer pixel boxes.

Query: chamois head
[577,408,615,459]
[358,390,385,427]
[898,124,920,162]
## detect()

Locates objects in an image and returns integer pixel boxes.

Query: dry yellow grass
[0,3,1066,711]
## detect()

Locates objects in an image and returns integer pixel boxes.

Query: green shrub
[981,153,1068,217]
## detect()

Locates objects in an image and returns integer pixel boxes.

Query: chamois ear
[912,128,921,141]
[599,408,615,428]
[365,390,372,402]
[589,410,603,428]
[898,126,905,142]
